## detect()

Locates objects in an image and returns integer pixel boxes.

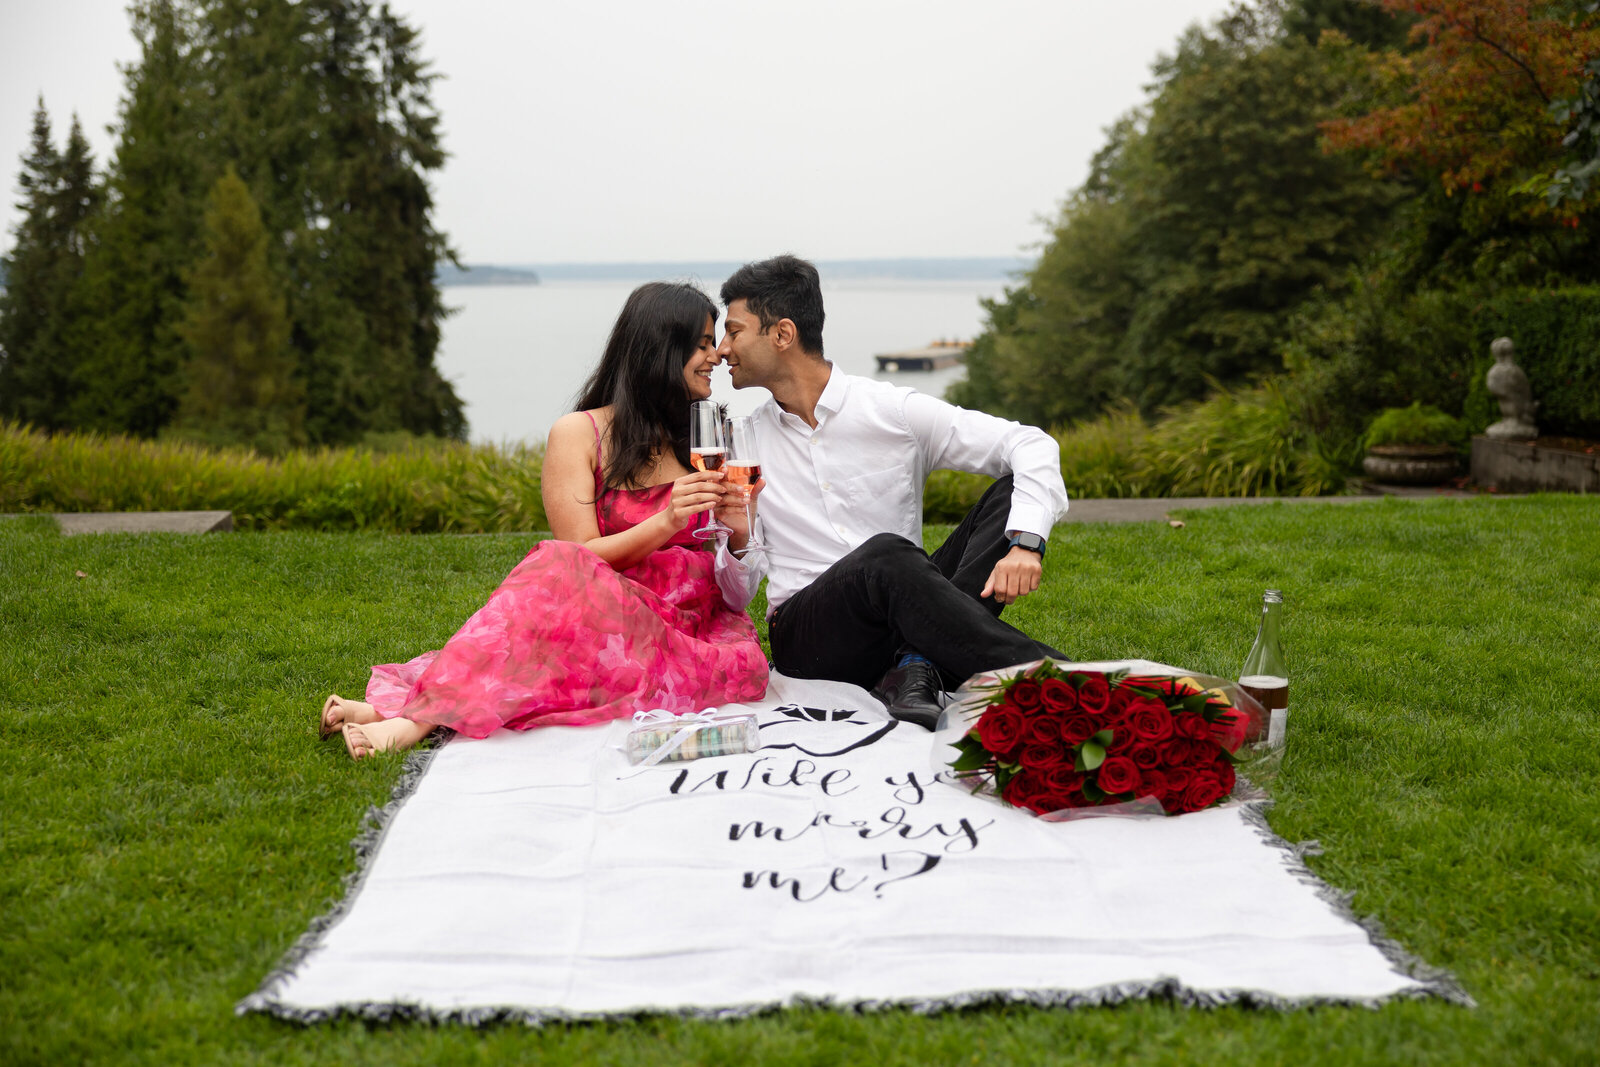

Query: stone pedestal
[1470,437,1600,493]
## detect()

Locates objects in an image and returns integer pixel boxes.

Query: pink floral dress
[365,414,769,738]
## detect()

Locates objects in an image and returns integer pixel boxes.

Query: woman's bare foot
[320,695,378,738]
[342,718,433,760]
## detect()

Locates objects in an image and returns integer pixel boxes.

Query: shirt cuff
[1004,503,1059,542]
[714,539,763,610]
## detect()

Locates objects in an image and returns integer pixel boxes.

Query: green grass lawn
[3,497,1597,1065]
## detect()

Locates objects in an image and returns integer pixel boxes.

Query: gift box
[625,710,761,765]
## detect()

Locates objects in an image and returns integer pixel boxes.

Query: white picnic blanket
[242,672,1464,1023]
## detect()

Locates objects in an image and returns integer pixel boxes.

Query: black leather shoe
[872,659,945,730]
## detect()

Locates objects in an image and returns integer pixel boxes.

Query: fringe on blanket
[237,753,1474,1026]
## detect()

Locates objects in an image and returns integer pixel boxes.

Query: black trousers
[768,476,1065,691]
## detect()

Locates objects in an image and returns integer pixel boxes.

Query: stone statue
[1484,337,1538,440]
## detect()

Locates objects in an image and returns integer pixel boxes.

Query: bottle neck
[1257,599,1282,646]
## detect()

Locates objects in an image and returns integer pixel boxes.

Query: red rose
[1025,715,1061,746]
[1209,709,1248,753]
[1040,677,1078,714]
[1213,760,1236,798]
[1019,742,1065,771]
[1124,697,1175,743]
[1175,713,1211,741]
[1059,712,1098,747]
[1096,755,1140,796]
[1163,765,1193,795]
[1043,765,1085,794]
[1127,740,1163,770]
[976,703,1026,757]
[1009,680,1044,712]
[1002,769,1049,810]
[1034,790,1081,815]
[1108,687,1132,716]
[1076,673,1111,714]
[1181,770,1224,813]
[1139,767,1169,800]
[1161,737,1193,766]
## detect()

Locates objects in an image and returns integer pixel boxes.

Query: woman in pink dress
[319,282,769,758]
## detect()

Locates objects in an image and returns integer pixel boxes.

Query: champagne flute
[689,400,730,540]
[724,415,764,554]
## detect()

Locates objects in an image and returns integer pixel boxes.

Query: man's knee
[839,532,930,582]
[858,531,917,558]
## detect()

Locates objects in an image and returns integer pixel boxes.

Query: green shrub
[0,421,546,532]
[1361,403,1469,449]
[1277,280,1481,444]
[924,378,1349,514]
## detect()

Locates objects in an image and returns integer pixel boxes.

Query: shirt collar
[814,364,846,417]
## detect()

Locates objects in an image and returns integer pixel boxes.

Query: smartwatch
[1006,531,1047,559]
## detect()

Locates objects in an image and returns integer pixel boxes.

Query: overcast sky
[1,0,1233,264]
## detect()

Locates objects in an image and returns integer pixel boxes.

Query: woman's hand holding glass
[666,468,728,530]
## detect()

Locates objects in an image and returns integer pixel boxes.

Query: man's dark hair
[720,254,825,357]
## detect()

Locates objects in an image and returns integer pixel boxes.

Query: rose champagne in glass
[689,401,730,539]
[724,416,764,553]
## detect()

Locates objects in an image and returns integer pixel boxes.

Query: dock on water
[874,339,971,372]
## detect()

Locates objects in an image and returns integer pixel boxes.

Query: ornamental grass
[0,421,546,532]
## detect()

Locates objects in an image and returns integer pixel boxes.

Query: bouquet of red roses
[945,659,1258,817]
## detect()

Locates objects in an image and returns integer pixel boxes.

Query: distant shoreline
[439,256,1030,287]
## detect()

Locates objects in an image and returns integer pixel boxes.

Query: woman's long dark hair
[574,281,718,490]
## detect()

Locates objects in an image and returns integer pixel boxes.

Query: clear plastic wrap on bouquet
[934,658,1277,820]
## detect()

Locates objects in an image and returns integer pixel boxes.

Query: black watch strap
[1007,531,1047,558]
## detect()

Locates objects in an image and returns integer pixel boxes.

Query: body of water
[434,276,1009,446]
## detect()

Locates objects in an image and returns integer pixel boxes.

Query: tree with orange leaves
[1322,0,1600,218]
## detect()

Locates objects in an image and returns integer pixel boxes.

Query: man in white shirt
[714,255,1068,728]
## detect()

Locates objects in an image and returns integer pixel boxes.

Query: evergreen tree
[64,0,463,444]
[0,101,100,428]
[68,0,204,436]
[193,0,462,444]
[170,165,303,452]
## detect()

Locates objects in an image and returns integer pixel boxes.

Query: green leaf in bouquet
[1092,729,1114,747]
[947,748,985,771]
[1077,740,1107,772]
[948,737,992,772]
[1081,779,1108,804]
[1182,692,1210,715]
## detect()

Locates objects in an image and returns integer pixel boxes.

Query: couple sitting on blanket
[322,255,1068,759]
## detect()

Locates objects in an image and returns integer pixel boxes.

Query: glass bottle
[1238,589,1287,747]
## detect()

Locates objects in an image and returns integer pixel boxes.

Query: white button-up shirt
[717,368,1068,613]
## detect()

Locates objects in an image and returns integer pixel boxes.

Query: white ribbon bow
[630,707,724,766]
